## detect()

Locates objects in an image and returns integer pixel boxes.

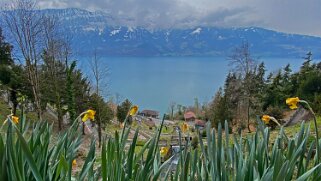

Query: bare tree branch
[2,0,45,119]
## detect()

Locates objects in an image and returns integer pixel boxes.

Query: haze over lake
[79,57,306,114]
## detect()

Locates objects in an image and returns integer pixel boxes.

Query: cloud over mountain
[1,0,321,36]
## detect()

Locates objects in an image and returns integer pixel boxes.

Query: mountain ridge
[2,8,321,57]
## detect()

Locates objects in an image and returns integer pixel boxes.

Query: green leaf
[296,163,321,181]
[14,125,43,181]
[101,139,107,181]
[79,139,96,181]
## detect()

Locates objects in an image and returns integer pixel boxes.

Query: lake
[78,57,305,114]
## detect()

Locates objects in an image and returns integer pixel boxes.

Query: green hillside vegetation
[0,99,10,121]
[202,43,321,132]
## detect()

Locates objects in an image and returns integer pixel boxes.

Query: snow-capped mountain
[3,8,321,57]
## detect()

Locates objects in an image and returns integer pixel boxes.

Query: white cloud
[1,0,321,36]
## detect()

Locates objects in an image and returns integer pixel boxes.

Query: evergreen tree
[261,52,321,114]
[263,70,284,109]
[282,64,294,95]
[73,69,91,116]
[251,62,266,115]
[297,57,321,113]
[66,61,77,121]
[0,27,29,114]
[87,93,114,127]
[0,28,13,66]
[206,87,232,127]
[40,50,67,129]
[223,73,242,120]
[116,99,132,123]
[0,28,14,85]
[301,52,313,73]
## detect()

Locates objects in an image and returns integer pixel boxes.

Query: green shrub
[191,136,198,149]
[265,106,284,120]
[201,129,207,137]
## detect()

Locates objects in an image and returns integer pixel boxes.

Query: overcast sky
[2,0,321,36]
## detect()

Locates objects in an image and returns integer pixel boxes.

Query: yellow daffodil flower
[160,147,169,157]
[12,116,19,124]
[181,123,189,132]
[72,159,77,168]
[261,115,270,124]
[82,109,96,122]
[286,97,300,109]
[129,105,138,116]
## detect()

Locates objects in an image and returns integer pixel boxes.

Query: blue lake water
[78,57,305,114]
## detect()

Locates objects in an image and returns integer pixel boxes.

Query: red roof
[195,119,206,127]
[141,110,159,116]
[184,111,196,120]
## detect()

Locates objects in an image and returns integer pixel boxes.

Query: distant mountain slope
[2,8,321,57]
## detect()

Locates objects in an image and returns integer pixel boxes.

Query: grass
[208,117,321,152]
[0,99,56,126]
[269,117,321,144]
[0,99,10,122]
[161,125,174,134]
[104,122,120,135]
[107,116,321,149]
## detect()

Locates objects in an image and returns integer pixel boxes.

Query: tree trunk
[12,103,18,116]
[97,83,102,147]
[247,98,251,133]
[82,122,85,135]
[58,110,62,130]
[56,91,63,130]
[28,64,42,120]
[98,118,102,147]
[10,90,18,115]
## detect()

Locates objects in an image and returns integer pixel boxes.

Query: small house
[195,119,206,129]
[141,110,159,118]
[184,111,196,122]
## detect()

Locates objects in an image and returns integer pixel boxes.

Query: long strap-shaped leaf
[297,163,321,181]
[14,126,43,181]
